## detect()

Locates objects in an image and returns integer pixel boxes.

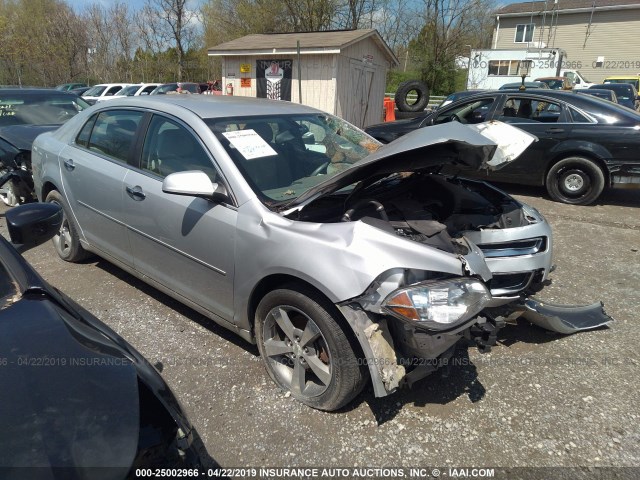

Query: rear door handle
[126,185,146,201]
[545,128,565,134]
[63,159,75,171]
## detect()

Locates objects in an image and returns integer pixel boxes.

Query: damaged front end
[514,298,613,335]
[337,272,505,397]
[278,120,613,398]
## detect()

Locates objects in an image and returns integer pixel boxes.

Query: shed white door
[346,59,375,128]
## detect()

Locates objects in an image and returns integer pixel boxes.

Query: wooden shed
[207,29,399,128]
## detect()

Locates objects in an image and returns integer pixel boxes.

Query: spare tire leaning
[395,80,429,112]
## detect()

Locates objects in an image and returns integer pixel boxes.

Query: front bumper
[337,304,504,398]
[340,294,613,398]
[462,204,554,296]
[515,298,613,334]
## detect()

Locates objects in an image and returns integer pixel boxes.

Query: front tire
[545,157,605,205]
[255,287,366,411]
[45,190,89,262]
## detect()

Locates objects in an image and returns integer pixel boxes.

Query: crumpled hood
[286,121,536,210]
[0,124,60,151]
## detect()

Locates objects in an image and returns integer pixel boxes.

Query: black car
[365,90,640,205]
[0,202,203,475]
[576,88,618,103]
[0,89,90,206]
[589,83,640,111]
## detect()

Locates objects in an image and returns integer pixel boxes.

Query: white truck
[467,48,594,90]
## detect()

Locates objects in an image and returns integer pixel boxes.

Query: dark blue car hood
[0,124,59,150]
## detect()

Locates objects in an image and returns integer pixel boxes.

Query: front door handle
[545,127,564,134]
[63,159,75,171]
[126,185,146,201]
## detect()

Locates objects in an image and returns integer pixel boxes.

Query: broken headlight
[382,278,491,330]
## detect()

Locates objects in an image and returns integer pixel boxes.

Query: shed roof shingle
[208,29,399,66]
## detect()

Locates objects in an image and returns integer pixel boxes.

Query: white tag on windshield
[222,130,277,160]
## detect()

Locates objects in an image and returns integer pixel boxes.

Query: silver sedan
[31,95,611,411]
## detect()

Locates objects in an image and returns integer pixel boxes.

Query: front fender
[232,199,468,329]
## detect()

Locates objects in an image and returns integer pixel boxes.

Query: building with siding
[493,0,640,83]
[207,30,398,128]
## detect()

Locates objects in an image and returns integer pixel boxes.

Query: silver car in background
[31,96,611,411]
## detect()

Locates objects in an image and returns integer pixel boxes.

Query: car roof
[534,77,568,80]
[91,83,131,88]
[592,83,634,90]
[86,94,326,118]
[441,89,639,117]
[500,81,548,89]
[577,89,613,94]
[0,88,78,96]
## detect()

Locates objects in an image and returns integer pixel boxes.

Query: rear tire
[545,157,605,205]
[255,287,366,411]
[45,190,90,262]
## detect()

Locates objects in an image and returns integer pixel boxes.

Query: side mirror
[162,170,229,203]
[5,203,63,253]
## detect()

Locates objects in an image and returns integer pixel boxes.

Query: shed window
[515,24,535,43]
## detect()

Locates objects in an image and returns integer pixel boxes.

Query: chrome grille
[476,237,547,258]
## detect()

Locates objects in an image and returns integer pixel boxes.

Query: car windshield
[605,79,640,90]
[545,80,564,89]
[116,85,141,96]
[599,85,634,100]
[84,85,106,97]
[207,113,380,203]
[0,93,90,126]
[0,260,19,310]
[153,84,177,94]
[581,91,612,100]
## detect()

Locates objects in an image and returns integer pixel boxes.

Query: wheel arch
[546,149,611,186]
[40,181,59,202]
[246,274,367,361]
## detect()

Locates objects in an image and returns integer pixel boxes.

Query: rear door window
[499,97,565,123]
[76,110,144,163]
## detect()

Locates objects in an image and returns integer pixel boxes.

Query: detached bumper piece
[521,298,613,334]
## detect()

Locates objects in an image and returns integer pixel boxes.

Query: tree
[150,0,199,81]
[405,0,496,94]
[0,0,87,86]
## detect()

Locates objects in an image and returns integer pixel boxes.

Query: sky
[65,0,206,13]
[64,0,535,13]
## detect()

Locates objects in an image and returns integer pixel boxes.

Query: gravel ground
[2,184,639,477]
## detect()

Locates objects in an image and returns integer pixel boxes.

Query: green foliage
[385,70,422,94]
